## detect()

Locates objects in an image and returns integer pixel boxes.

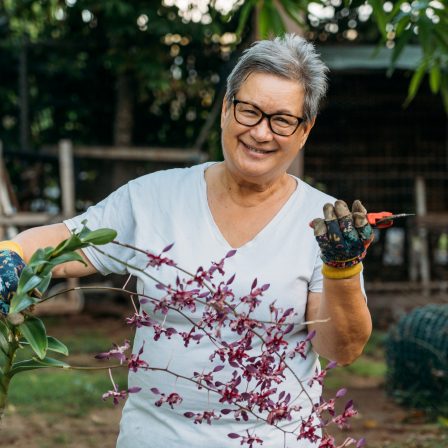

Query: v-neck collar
[198,162,301,250]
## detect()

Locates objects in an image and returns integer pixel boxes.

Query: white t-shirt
[64,162,338,448]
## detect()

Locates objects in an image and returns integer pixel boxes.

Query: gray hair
[225,34,329,122]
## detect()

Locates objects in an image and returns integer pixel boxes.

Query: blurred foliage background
[0,0,242,151]
[1,0,446,153]
[0,1,447,233]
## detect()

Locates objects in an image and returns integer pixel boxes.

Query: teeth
[245,143,272,154]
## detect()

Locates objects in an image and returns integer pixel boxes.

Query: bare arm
[305,274,372,366]
[12,223,97,278]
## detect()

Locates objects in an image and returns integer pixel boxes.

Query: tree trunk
[93,71,136,205]
[19,36,30,151]
[111,72,134,190]
[113,72,133,147]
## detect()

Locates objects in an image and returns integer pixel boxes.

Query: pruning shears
[367,212,415,229]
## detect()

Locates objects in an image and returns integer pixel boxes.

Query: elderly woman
[1,34,372,446]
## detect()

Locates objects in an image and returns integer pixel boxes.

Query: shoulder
[297,178,336,209]
[127,162,212,195]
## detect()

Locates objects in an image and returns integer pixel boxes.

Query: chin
[229,158,283,183]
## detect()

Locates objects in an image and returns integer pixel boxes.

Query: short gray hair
[225,34,329,122]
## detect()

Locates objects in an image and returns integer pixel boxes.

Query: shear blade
[375,213,415,225]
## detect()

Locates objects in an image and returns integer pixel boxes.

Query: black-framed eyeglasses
[232,98,304,137]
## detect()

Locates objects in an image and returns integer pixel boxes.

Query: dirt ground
[334,388,447,448]
[3,387,446,448]
[1,313,447,448]
[2,407,121,448]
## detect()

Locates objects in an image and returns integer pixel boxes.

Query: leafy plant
[0,223,117,417]
[0,226,366,447]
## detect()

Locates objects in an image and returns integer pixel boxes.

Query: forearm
[308,273,372,365]
[12,223,97,278]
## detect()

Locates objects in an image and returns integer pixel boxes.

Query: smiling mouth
[242,141,276,155]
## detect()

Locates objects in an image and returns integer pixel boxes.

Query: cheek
[222,119,245,144]
[221,123,236,155]
[279,136,301,154]
[291,131,308,150]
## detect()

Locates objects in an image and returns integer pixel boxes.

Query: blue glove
[0,248,26,315]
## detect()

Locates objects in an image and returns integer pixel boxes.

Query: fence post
[414,176,430,295]
[0,141,17,239]
[58,139,80,307]
[0,141,4,240]
[59,139,75,219]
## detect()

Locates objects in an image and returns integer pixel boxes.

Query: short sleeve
[308,251,324,293]
[63,183,136,275]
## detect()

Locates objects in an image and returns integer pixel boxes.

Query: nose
[249,117,274,142]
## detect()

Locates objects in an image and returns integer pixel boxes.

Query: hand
[310,200,374,278]
[0,249,26,315]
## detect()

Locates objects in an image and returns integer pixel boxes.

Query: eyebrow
[238,98,298,116]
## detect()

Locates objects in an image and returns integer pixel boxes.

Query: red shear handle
[367,212,393,229]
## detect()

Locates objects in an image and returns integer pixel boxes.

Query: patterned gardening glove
[0,244,26,315]
[310,200,374,279]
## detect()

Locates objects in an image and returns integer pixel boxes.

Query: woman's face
[221,72,315,184]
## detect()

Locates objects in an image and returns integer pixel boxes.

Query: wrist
[0,241,24,259]
[322,262,362,279]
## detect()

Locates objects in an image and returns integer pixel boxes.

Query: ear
[220,97,229,129]
[299,116,316,148]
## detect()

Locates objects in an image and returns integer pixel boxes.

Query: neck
[218,163,293,207]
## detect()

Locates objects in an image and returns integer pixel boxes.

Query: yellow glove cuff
[322,262,362,279]
[0,241,24,259]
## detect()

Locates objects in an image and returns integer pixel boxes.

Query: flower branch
[0,225,365,447]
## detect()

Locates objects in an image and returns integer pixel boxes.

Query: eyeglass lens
[234,102,299,136]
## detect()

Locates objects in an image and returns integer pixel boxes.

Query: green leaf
[27,259,51,272]
[9,292,38,314]
[418,16,432,56]
[20,335,69,356]
[394,15,411,38]
[47,336,69,356]
[236,0,255,37]
[388,27,413,76]
[10,357,70,377]
[50,251,86,266]
[51,239,71,256]
[429,65,441,93]
[0,319,10,340]
[77,220,92,240]
[79,228,117,245]
[265,0,286,37]
[18,315,48,359]
[17,266,42,294]
[39,252,86,277]
[434,28,448,53]
[280,0,306,27]
[370,0,388,39]
[36,272,52,294]
[258,3,271,39]
[0,319,10,353]
[388,0,407,18]
[28,247,53,267]
[404,60,428,107]
[51,234,84,257]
